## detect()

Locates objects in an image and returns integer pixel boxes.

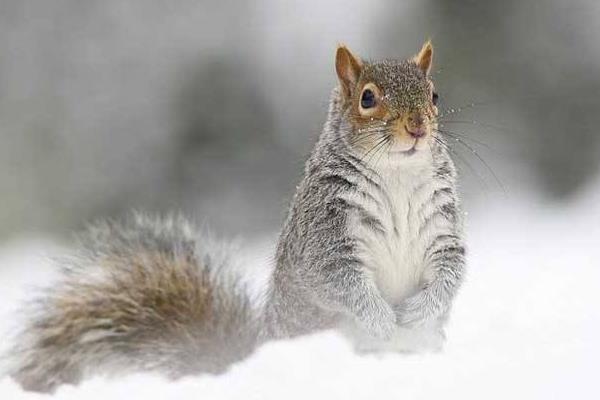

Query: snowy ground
[1,184,599,399]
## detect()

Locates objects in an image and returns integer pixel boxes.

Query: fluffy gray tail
[7,214,259,393]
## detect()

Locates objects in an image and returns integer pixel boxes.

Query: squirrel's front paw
[363,305,396,340]
[395,290,445,327]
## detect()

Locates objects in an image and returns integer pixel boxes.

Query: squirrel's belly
[348,177,433,305]
[355,214,427,305]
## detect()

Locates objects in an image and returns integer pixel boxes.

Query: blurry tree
[0,0,298,239]
[170,57,298,235]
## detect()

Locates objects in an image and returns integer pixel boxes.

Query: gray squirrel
[8,41,465,393]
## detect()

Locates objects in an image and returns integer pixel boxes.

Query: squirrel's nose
[408,114,424,127]
[406,113,426,138]
[407,127,426,139]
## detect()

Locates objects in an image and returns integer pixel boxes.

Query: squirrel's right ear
[335,45,363,98]
[414,40,434,76]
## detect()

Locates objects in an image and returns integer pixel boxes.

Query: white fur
[346,149,453,305]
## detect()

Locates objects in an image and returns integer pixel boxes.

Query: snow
[1,185,599,399]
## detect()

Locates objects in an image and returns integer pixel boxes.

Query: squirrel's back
[8,213,258,393]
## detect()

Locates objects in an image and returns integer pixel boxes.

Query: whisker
[355,134,392,184]
[438,100,492,119]
[438,119,516,135]
[350,133,379,146]
[350,133,385,147]
[432,136,491,191]
[363,135,391,167]
[433,128,495,152]
[359,135,390,165]
[439,132,506,194]
[370,136,391,170]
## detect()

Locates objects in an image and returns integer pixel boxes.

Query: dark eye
[432,91,439,106]
[361,89,376,109]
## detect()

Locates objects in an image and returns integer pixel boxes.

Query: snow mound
[1,188,599,399]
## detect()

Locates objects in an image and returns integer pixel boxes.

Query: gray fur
[265,79,464,339]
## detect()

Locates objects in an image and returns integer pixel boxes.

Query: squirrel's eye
[360,89,376,109]
[432,91,439,106]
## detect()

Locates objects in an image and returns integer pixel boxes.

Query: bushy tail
[7,213,259,393]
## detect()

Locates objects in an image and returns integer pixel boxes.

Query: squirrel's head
[335,41,438,158]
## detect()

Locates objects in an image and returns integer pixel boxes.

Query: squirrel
[7,41,465,393]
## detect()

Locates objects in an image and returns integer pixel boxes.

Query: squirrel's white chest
[347,165,439,305]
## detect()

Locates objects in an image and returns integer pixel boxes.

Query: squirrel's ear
[414,40,433,76]
[336,45,363,98]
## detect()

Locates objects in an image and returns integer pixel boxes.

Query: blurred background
[1,0,599,241]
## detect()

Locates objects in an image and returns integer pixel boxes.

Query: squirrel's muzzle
[404,111,429,139]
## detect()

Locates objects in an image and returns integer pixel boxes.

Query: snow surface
[1,185,599,399]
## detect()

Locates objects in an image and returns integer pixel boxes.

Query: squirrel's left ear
[414,40,434,76]
[336,44,363,98]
